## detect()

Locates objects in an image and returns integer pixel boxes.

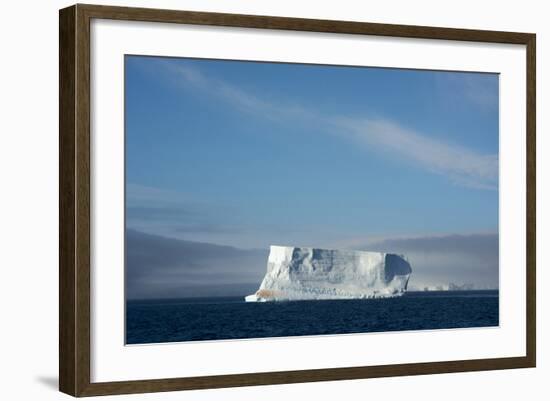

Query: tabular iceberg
[245,246,412,302]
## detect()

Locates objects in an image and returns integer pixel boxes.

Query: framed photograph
[59,4,536,397]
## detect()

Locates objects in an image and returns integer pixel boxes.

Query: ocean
[126,290,499,345]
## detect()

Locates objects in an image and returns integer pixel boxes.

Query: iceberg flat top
[245,245,412,302]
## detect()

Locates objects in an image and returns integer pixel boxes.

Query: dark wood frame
[59,3,536,397]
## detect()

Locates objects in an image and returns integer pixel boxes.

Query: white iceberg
[245,245,412,302]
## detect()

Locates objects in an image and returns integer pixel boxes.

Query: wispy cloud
[164,60,312,121]
[126,183,242,238]
[333,118,498,190]
[437,73,499,111]
[158,59,498,190]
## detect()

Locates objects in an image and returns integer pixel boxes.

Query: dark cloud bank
[367,233,498,290]
[126,229,266,299]
[126,230,498,299]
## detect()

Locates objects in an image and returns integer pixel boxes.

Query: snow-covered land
[245,246,412,302]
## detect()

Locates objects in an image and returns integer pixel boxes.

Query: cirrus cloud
[158,59,498,190]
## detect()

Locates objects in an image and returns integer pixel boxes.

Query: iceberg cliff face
[245,246,412,302]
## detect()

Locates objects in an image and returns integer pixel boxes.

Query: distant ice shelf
[245,246,412,302]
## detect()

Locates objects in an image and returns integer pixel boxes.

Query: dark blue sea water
[126,290,498,344]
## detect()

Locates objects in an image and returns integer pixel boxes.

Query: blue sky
[125,55,499,296]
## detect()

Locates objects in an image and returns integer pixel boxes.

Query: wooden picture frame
[59,3,536,397]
